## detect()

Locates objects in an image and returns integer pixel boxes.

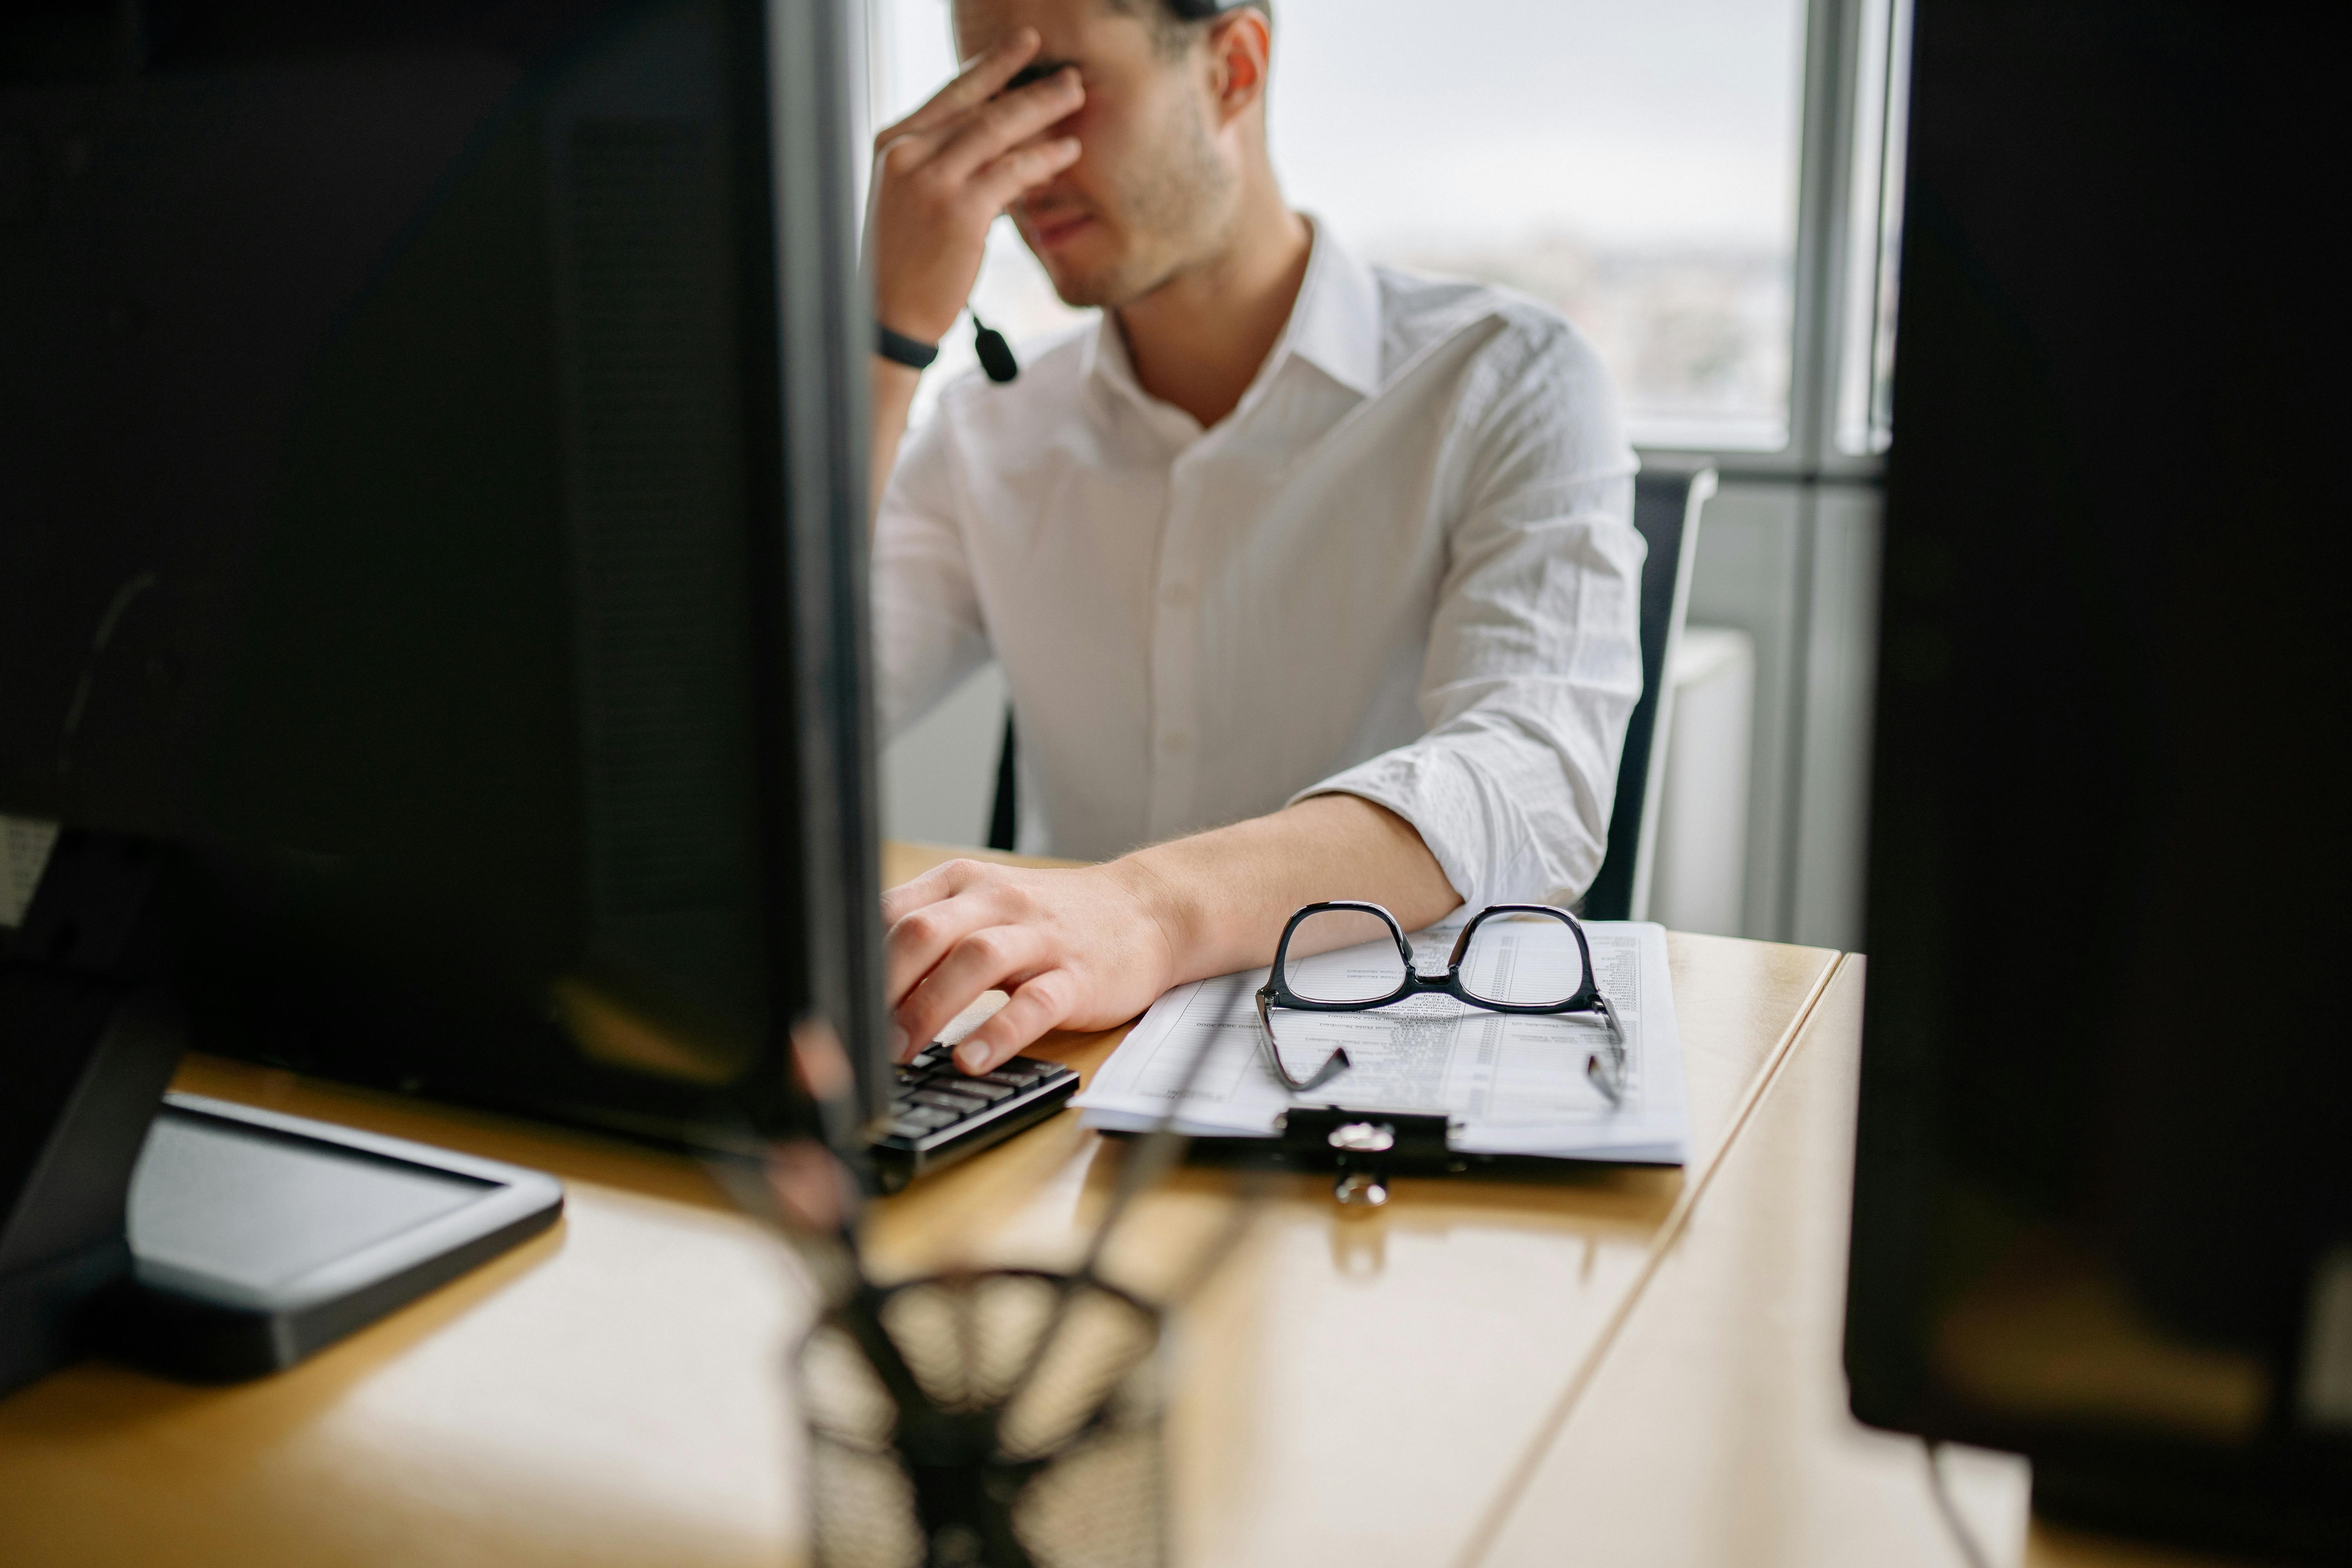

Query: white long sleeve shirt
[871,225,1645,909]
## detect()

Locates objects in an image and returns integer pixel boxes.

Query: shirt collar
[1083,216,1384,425]
[1282,218,1383,400]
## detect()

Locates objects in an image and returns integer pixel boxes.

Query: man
[867,0,1644,1077]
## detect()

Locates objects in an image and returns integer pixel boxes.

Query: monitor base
[3,834,565,1395]
[0,832,186,1399]
[0,1243,129,1399]
[92,1094,564,1383]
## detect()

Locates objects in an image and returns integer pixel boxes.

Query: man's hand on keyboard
[881,857,1182,1075]
[880,797,1463,1075]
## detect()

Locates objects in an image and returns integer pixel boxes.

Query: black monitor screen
[1842,0,2352,1548]
[0,0,880,1141]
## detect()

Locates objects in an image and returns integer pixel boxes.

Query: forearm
[869,356,922,530]
[881,796,1461,1070]
[1108,794,1463,987]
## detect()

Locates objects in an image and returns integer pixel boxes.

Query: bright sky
[871,0,1806,250]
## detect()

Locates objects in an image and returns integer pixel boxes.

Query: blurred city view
[1374,232,1792,450]
[935,226,1793,453]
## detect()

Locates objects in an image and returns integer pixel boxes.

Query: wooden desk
[0,840,1840,1566]
[1468,956,2259,1568]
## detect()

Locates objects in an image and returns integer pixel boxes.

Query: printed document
[1076,917,1689,1164]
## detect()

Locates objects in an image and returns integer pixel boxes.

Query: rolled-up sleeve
[871,410,991,743]
[1293,319,1645,907]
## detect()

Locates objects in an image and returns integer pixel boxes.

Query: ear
[1204,8,1271,128]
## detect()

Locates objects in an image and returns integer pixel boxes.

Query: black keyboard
[866,1043,1080,1192]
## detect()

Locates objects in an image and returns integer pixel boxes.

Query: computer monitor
[0,0,886,1134]
[1,0,886,1389]
[1842,0,2352,1555]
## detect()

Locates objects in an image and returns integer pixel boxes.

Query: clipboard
[1078,920,1691,1201]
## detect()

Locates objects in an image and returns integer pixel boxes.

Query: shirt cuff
[1288,734,1608,915]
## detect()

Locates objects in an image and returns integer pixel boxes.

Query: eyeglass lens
[1279,908,1407,1003]
[1457,911,1590,1008]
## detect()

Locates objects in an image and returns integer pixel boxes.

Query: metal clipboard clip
[1272,1107,1460,1209]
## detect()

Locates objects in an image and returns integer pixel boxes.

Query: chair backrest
[989,467,1717,889]
[1576,465,1715,923]
[986,708,1019,853]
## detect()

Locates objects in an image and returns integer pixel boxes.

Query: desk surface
[1475,955,2259,1568]
[0,842,2226,1566]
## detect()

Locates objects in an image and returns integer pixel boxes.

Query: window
[865,0,1811,451]
[1274,0,1808,452]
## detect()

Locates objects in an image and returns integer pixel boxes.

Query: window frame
[1651,0,1907,481]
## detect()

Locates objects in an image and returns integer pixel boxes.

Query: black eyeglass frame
[1253,901,1628,1103]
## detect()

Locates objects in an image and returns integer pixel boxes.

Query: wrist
[874,321,938,372]
[873,298,959,348]
[870,353,922,401]
[1101,852,1199,986]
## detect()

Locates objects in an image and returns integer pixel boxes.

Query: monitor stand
[1,832,561,1397]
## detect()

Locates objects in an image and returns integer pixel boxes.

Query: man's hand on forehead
[865,27,1084,346]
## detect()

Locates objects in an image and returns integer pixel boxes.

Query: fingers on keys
[894,922,1051,1060]
[952,975,1074,1073]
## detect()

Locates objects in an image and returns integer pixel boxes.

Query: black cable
[1924,1440,1993,1568]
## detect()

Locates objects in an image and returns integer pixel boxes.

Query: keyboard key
[943,1078,1015,1104]
[979,1069,1043,1092]
[887,1109,956,1138]
[991,1058,1054,1083]
[912,1087,985,1114]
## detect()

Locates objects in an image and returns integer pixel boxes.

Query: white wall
[1683,480,1811,940]
[1649,628,1755,938]
[878,662,1008,851]
[1679,475,1882,949]
[1791,483,1882,949]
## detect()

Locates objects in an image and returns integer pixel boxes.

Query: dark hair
[1105,0,1274,62]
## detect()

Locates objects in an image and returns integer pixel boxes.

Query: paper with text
[1075,917,1689,1164]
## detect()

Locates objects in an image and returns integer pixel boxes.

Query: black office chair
[986,710,1020,853]
[987,466,1716,915]
[1576,464,1713,921]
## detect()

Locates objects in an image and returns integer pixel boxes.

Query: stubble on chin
[1038,249,1124,310]
[1026,216,1172,312]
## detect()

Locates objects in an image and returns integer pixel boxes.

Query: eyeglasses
[1255,901,1628,1104]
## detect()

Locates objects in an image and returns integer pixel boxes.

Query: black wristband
[875,323,939,370]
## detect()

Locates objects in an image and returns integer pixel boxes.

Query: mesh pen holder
[798,1268,1167,1568]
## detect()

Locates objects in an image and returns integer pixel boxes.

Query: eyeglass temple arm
[1254,989,1352,1094]
[1584,993,1627,1107]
